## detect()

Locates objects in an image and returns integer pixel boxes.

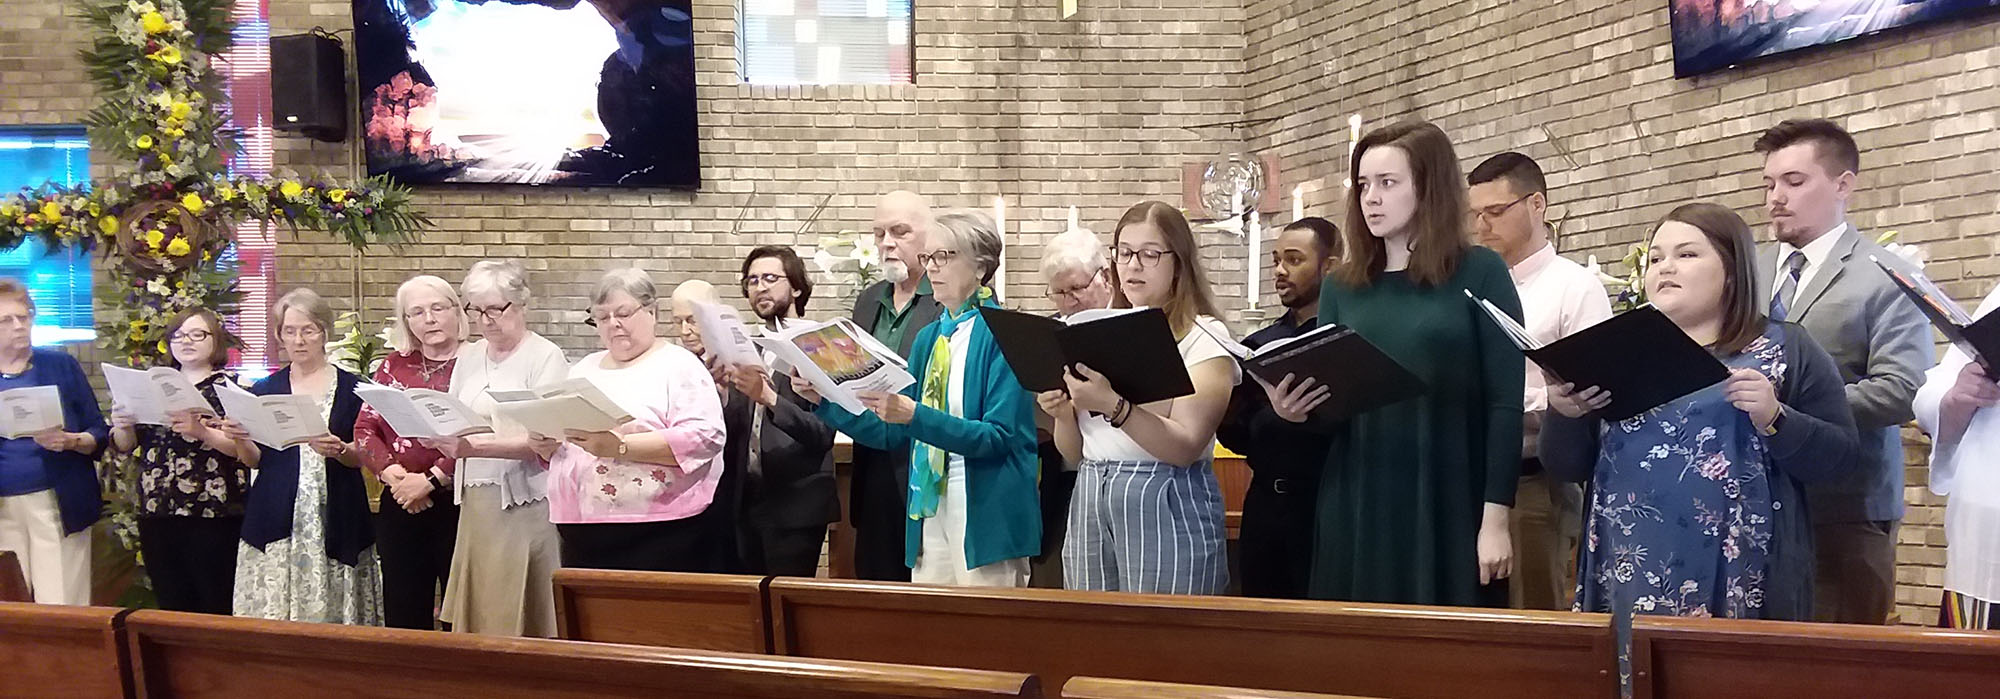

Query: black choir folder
[1874,255,2000,372]
[1196,322,1426,421]
[980,306,1195,405]
[1467,291,1730,422]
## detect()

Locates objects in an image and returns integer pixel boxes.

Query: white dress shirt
[1511,242,1615,458]
[1913,284,2000,605]
[1771,222,1849,312]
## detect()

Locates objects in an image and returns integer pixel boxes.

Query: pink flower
[650,469,667,483]
[600,484,617,496]
[595,464,609,475]
[388,71,414,97]
[1697,452,1730,480]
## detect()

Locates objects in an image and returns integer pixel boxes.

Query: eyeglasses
[742,273,787,289]
[1467,193,1534,223]
[279,326,325,340]
[585,304,654,328]
[403,302,458,321]
[1111,246,1174,268]
[915,250,960,270]
[464,302,514,322]
[1045,268,1104,302]
[169,329,213,343]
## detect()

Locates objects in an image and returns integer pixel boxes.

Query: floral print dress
[1575,325,1787,619]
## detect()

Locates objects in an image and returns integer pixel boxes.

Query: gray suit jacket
[1755,226,1933,523]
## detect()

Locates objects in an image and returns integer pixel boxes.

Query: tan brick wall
[1242,0,2000,624]
[9,0,2000,623]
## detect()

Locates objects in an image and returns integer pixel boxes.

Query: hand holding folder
[980,306,1195,405]
[1467,291,1729,421]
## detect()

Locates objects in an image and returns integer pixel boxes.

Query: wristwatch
[426,473,445,491]
[615,436,630,458]
[1759,405,1786,437]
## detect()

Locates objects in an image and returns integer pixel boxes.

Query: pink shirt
[1511,242,1614,458]
[547,341,726,524]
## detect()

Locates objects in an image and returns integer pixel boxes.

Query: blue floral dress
[1575,325,1787,618]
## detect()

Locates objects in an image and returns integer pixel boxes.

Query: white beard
[881,260,910,284]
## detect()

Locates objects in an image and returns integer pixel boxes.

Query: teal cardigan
[815,300,1042,570]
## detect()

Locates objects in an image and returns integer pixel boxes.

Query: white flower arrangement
[813,231,881,288]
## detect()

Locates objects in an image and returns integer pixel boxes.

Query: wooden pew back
[766,579,1615,699]
[0,602,132,699]
[124,609,1038,699]
[553,568,770,653]
[1062,677,1377,699]
[1632,615,2000,699]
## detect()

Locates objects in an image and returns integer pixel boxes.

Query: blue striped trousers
[1061,459,1229,595]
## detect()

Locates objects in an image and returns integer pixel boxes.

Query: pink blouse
[546,341,726,524]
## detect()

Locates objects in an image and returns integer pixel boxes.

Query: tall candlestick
[1346,114,1364,188]
[1292,184,1305,222]
[1230,187,1244,221]
[1248,208,1261,306]
[992,196,1006,301]
[1067,205,1079,232]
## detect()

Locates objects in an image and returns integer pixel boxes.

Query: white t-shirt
[1077,315,1240,464]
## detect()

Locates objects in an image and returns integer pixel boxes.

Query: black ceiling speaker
[270,33,347,142]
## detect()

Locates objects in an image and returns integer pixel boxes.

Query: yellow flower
[99,215,119,235]
[140,11,168,35]
[159,153,174,167]
[279,181,303,198]
[145,228,165,250]
[179,192,205,214]
[168,101,191,120]
[328,189,348,203]
[134,135,154,150]
[157,340,168,354]
[39,201,61,223]
[166,237,191,256]
[217,184,237,201]
[0,204,18,219]
[149,46,182,65]
[163,127,184,139]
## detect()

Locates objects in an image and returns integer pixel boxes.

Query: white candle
[1346,114,1364,188]
[1067,205,1079,232]
[992,196,1006,301]
[1292,184,1304,222]
[1248,208,1261,306]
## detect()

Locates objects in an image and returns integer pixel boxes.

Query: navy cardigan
[8,348,110,535]
[239,366,374,566]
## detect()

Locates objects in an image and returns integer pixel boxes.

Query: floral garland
[0,0,429,567]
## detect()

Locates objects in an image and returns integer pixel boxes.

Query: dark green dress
[1308,245,1524,606]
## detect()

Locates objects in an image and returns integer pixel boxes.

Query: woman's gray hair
[930,210,1004,286]
[462,259,532,307]
[389,274,468,353]
[1039,228,1106,282]
[593,267,659,307]
[270,287,334,341]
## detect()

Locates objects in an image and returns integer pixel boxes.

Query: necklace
[414,354,455,385]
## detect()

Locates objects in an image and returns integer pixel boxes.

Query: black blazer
[239,366,373,566]
[845,280,943,524]
[722,372,841,530]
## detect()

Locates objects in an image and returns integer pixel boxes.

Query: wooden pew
[1631,615,2000,699]
[766,579,1616,699]
[0,550,28,602]
[123,609,1040,698]
[553,568,771,652]
[0,602,133,699]
[1062,677,1376,699]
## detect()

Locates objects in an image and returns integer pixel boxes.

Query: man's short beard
[881,260,910,284]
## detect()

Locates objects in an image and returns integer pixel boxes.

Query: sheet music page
[0,385,62,438]
[148,367,217,416]
[102,364,170,426]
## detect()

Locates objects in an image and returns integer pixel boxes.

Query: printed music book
[213,381,331,448]
[488,376,634,438]
[354,385,492,439]
[981,306,1195,405]
[1874,255,2000,371]
[752,317,914,415]
[1197,321,1427,421]
[101,364,215,426]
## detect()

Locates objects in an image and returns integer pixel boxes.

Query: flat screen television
[1670,0,2000,78]
[353,0,699,188]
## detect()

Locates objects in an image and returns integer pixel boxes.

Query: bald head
[872,190,932,286]
[668,280,718,355]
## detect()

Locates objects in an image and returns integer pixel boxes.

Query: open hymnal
[753,317,914,415]
[1467,291,1729,421]
[354,384,492,440]
[101,364,216,426]
[690,301,766,370]
[213,381,331,448]
[982,306,1195,405]
[1195,320,1427,421]
[0,385,63,439]
[487,376,633,438]
[1875,255,2000,371]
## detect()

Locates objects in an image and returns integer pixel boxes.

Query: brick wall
[1241,0,2000,624]
[9,0,2000,623]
